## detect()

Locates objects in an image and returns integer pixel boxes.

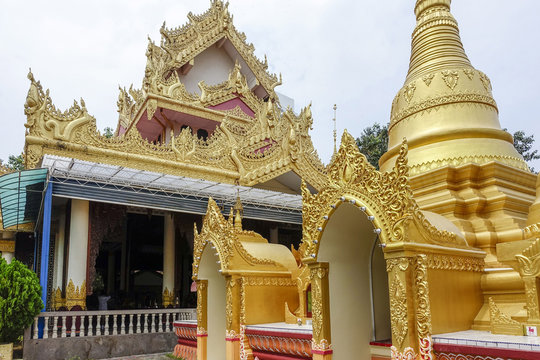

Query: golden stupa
[381,0,527,175]
[381,0,537,266]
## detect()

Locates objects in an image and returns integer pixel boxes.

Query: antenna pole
[332,104,337,155]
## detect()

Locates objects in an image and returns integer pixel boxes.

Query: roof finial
[233,189,243,230]
[332,104,337,156]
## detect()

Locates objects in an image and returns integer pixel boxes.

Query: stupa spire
[407,0,472,83]
[379,0,528,175]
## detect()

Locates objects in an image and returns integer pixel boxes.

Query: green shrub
[0,258,43,343]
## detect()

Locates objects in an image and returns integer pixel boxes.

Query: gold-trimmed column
[163,212,175,307]
[196,280,208,360]
[414,255,433,359]
[516,240,540,325]
[66,199,89,310]
[309,262,332,360]
[226,276,241,360]
[52,210,66,310]
[387,257,417,359]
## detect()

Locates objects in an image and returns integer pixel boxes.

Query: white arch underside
[199,245,227,360]
[318,203,391,359]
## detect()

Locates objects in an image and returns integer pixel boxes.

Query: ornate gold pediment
[192,198,280,278]
[299,131,467,261]
[158,1,280,97]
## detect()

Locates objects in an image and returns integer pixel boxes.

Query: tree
[513,130,540,163]
[355,123,388,170]
[356,124,539,172]
[0,154,24,171]
[103,127,114,138]
[0,258,43,343]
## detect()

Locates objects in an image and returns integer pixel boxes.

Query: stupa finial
[414,0,451,19]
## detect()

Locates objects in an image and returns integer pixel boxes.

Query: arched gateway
[299,132,485,360]
[188,198,299,360]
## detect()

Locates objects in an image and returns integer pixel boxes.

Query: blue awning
[0,168,48,230]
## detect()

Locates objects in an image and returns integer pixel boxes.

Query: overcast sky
[1,0,539,170]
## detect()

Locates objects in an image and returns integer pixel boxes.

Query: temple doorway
[317,203,391,359]
[199,243,226,360]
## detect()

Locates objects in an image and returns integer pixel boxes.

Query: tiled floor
[433,330,540,352]
[106,353,171,360]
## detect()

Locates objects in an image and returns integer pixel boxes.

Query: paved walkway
[106,354,172,360]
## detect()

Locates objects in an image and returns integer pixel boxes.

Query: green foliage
[166,354,185,360]
[103,127,114,138]
[355,123,388,170]
[356,124,540,172]
[0,258,43,343]
[513,130,540,165]
[0,154,24,171]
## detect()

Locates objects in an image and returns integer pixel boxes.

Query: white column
[163,213,175,306]
[1,251,14,263]
[0,232,16,263]
[66,199,89,310]
[53,210,66,290]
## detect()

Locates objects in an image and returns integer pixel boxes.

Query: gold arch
[299,131,484,359]
[299,131,466,263]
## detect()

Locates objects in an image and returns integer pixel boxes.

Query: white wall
[199,243,226,360]
[318,203,390,359]
[179,46,235,94]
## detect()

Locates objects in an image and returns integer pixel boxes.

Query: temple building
[3,1,540,360]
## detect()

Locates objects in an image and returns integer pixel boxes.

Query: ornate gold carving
[309,263,329,344]
[524,223,540,240]
[390,346,416,360]
[66,279,86,310]
[390,93,497,129]
[422,74,434,87]
[408,153,529,175]
[386,258,411,273]
[404,83,416,103]
[51,287,65,311]
[25,66,326,191]
[488,297,522,335]
[243,277,296,287]
[25,71,93,142]
[0,240,15,253]
[196,280,207,334]
[311,338,331,352]
[462,68,475,80]
[226,278,235,330]
[299,131,464,261]
[146,99,158,120]
[516,238,540,277]
[158,1,280,97]
[418,336,434,360]
[192,198,278,276]
[414,255,432,342]
[441,70,459,90]
[515,239,540,322]
[523,277,540,323]
[425,254,484,272]
[389,273,408,348]
[479,71,492,91]
[163,287,174,307]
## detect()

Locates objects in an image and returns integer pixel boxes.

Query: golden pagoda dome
[379,0,529,174]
